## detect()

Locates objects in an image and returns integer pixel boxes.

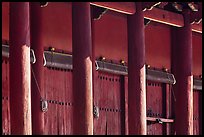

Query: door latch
[93,105,99,118]
[156,118,163,124]
[41,99,48,112]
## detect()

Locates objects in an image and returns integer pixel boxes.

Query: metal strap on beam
[146,69,176,85]
[2,44,36,64]
[43,50,72,69]
[2,44,9,58]
[43,50,177,85]
[96,60,176,85]
[3,45,202,88]
[95,60,128,75]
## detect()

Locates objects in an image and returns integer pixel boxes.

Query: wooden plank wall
[2,2,202,135]
[2,59,11,135]
[93,71,125,135]
[193,90,202,135]
[43,67,73,135]
[146,80,165,135]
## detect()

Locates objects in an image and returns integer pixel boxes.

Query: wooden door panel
[146,80,165,135]
[43,68,73,134]
[93,72,124,135]
[193,90,202,135]
[2,60,10,135]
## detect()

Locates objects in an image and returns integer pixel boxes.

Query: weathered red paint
[198,91,202,135]
[106,74,122,134]
[93,72,106,134]
[145,22,171,70]
[91,12,96,120]
[171,9,193,135]
[120,75,126,135]
[94,10,127,62]
[127,2,146,135]
[2,2,9,41]
[2,60,11,135]
[146,81,174,135]
[93,72,125,135]
[192,32,202,76]
[2,2,202,135]
[37,2,72,52]
[43,68,73,134]
[9,2,32,134]
[193,90,202,135]
[30,2,44,135]
[72,2,93,135]
[146,81,164,135]
[52,70,58,134]
[165,84,171,135]
[124,76,129,135]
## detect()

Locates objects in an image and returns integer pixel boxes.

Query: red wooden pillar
[72,2,93,135]
[30,2,44,134]
[171,8,193,135]
[127,2,147,135]
[91,5,96,114]
[9,2,32,135]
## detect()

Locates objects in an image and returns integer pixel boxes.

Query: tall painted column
[91,5,96,111]
[171,8,193,135]
[30,2,44,134]
[91,6,96,127]
[9,2,32,135]
[72,2,93,135]
[127,2,147,135]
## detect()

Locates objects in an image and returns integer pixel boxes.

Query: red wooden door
[93,71,125,135]
[2,59,11,135]
[146,80,173,135]
[43,67,73,134]
[193,90,202,135]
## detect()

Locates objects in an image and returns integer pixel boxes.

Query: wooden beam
[90,2,202,33]
[146,117,174,123]
[190,2,202,24]
[144,8,202,33]
[157,2,169,9]
[90,2,135,14]
[190,12,202,24]
[192,22,202,33]
[144,7,184,27]
[142,2,161,11]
